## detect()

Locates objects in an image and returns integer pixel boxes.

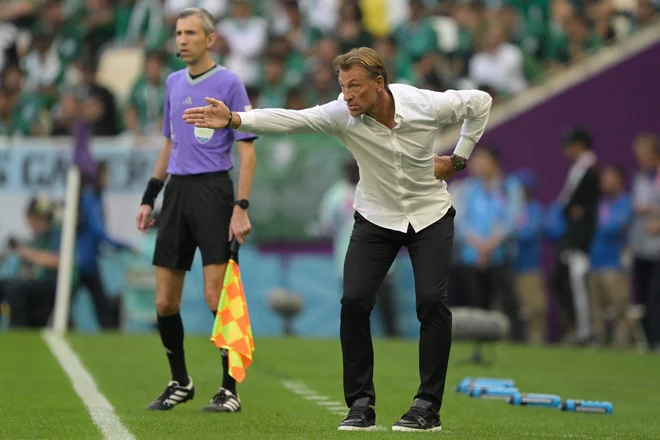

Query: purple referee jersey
[163,65,257,175]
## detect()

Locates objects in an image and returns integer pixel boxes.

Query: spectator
[0,64,47,136]
[453,147,525,341]
[50,89,81,136]
[74,161,133,329]
[307,62,341,106]
[78,60,120,136]
[552,126,600,345]
[217,0,268,86]
[335,2,373,54]
[285,87,307,110]
[258,53,290,108]
[629,133,660,351]
[164,0,227,27]
[513,169,548,345]
[4,196,61,328]
[589,165,633,349]
[393,0,438,62]
[125,50,167,136]
[468,20,528,96]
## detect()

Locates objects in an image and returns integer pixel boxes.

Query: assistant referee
[135,8,257,413]
[183,47,492,431]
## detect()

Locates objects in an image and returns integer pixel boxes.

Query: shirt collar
[358,85,405,126]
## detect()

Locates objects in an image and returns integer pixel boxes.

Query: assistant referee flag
[210,239,255,383]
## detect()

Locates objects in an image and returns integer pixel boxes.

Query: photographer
[2,196,62,328]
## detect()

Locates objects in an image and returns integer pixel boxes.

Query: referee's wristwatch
[450,154,467,171]
[235,199,250,210]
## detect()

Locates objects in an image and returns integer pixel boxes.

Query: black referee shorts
[153,171,234,271]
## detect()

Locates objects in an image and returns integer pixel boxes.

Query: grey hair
[178,7,215,35]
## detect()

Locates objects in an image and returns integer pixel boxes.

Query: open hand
[182,97,230,129]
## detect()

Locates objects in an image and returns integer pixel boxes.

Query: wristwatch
[450,154,467,171]
[235,199,250,210]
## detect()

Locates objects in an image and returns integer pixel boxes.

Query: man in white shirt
[182,47,492,432]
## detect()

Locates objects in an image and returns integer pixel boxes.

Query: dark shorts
[153,171,234,271]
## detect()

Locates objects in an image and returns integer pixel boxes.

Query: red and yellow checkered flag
[210,241,254,383]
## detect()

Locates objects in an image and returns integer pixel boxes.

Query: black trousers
[72,268,116,329]
[341,208,455,411]
[1,278,57,328]
[461,264,525,341]
[633,258,660,349]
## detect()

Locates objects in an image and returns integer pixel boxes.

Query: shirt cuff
[236,111,255,132]
[453,136,476,159]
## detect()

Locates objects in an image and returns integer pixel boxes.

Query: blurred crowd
[0,0,658,137]
[320,129,660,352]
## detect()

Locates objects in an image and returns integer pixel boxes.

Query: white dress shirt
[237,84,492,233]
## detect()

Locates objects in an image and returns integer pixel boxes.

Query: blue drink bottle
[560,400,613,414]
[469,386,520,400]
[509,393,561,408]
[455,377,515,394]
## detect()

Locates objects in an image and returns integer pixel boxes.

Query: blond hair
[332,47,388,84]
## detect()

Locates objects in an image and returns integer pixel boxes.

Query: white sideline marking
[281,379,386,428]
[42,331,136,440]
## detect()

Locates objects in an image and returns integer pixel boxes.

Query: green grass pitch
[2,332,659,439]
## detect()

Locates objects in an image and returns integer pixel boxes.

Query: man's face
[145,56,163,82]
[313,65,334,91]
[600,168,622,195]
[634,141,658,169]
[3,67,23,94]
[562,143,581,162]
[338,65,381,117]
[176,15,215,65]
[26,214,48,235]
[468,151,495,178]
[264,58,285,84]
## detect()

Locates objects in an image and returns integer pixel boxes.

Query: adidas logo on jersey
[183,96,193,105]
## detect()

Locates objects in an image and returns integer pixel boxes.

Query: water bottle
[469,386,520,400]
[509,393,562,408]
[560,400,613,414]
[455,377,515,394]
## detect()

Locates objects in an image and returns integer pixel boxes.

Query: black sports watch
[235,199,250,210]
[450,154,467,171]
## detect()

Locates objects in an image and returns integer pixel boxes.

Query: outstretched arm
[183,98,346,137]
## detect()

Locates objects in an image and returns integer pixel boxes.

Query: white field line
[280,379,387,430]
[42,331,136,440]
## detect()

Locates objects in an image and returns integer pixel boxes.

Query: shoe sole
[392,425,442,432]
[338,425,379,431]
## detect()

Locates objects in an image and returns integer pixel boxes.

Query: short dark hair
[563,126,592,149]
[477,145,501,163]
[603,164,627,182]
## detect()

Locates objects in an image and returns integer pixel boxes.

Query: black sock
[221,350,237,394]
[157,313,189,386]
[211,310,237,394]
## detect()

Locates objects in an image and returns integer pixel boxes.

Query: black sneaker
[201,388,241,412]
[338,397,377,431]
[392,398,442,432]
[146,377,195,410]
